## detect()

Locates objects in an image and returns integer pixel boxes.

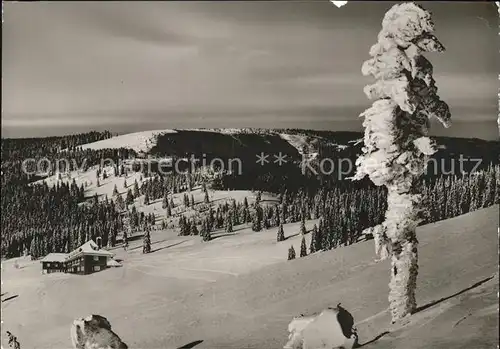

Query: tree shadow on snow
[210,233,238,241]
[1,295,19,303]
[414,275,495,314]
[357,331,390,347]
[128,237,171,252]
[355,276,496,347]
[176,340,203,348]
[150,240,189,253]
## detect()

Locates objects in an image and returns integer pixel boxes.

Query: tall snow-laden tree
[353,3,451,323]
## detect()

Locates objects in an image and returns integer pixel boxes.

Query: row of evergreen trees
[284,165,499,260]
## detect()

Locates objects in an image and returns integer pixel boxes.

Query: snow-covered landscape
[2,1,499,349]
[2,205,498,348]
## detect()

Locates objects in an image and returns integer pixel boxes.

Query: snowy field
[2,205,498,349]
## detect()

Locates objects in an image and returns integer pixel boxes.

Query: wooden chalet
[40,253,68,274]
[65,240,115,275]
[40,240,115,275]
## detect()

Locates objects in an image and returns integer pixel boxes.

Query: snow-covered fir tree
[353,2,451,323]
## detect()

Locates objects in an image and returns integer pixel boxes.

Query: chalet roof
[40,253,68,263]
[66,240,114,261]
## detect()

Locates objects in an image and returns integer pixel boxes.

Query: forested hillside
[1,129,498,260]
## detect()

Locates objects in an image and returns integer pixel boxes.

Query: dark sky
[2,1,498,139]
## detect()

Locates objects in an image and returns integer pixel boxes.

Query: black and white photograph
[1,1,499,348]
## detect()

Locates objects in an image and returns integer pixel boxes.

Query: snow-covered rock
[70,314,128,349]
[284,305,358,349]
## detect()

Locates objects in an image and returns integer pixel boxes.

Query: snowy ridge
[73,128,354,156]
[79,129,177,153]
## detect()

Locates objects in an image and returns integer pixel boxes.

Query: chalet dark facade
[40,240,115,275]
[40,253,67,274]
[65,253,109,275]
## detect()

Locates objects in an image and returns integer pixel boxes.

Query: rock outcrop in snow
[70,315,128,349]
[284,304,358,349]
[353,2,451,323]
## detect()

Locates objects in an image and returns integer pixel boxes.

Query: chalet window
[93,256,99,261]
[46,263,51,267]
[93,266,101,272]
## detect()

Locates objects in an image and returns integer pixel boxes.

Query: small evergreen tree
[277,224,285,242]
[107,228,114,248]
[310,224,318,253]
[204,187,210,204]
[203,226,211,242]
[288,245,296,260]
[144,192,150,205]
[143,228,151,254]
[255,191,262,205]
[125,189,134,205]
[122,229,129,249]
[112,184,119,197]
[115,193,125,211]
[300,236,307,257]
[300,216,307,235]
[191,221,199,236]
[252,202,263,232]
[133,179,140,198]
[162,192,169,209]
[225,213,233,233]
